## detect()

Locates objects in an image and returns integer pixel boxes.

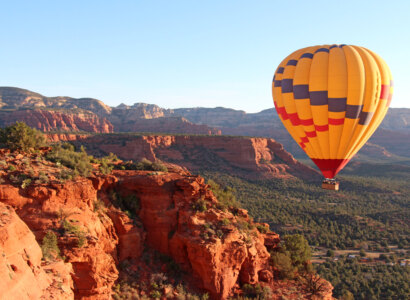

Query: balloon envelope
[272,44,393,178]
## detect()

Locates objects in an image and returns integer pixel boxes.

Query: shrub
[151,161,168,172]
[270,251,296,279]
[150,290,161,299]
[46,143,92,177]
[242,283,271,299]
[97,153,118,174]
[117,158,168,172]
[110,191,140,218]
[359,248,366,257]
[21,178,32,189]
[282,234,312,269]
[36,171,49,184]
[62,219,86,248]
[256,224,268,234]
[0,122,46,152]
[192,197,207,212]
[221,218,230,226]
[41,231,60,260]
[207,179,238,210]
[138,158,168,172]
[99,159,114,174]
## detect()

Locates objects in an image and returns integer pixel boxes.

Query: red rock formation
[0,109,113,133]
[0,150,332,299]
[113,116,222,135]
[0,202,74,300]
[113,171,332,299]
[0,152,122,298]
[53,134,320,180]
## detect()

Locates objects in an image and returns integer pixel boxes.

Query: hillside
[0,147,333,299]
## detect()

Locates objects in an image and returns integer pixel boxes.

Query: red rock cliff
[0,202,74,300]
[53,134,320,180]
[0,109,113,133]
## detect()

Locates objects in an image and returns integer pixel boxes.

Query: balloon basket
[322,179,339,191]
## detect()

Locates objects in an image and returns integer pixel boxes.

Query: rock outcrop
[53,134,320,180]
[0,202,74,300]
[0,150,333,299]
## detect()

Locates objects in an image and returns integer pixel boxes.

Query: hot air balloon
[272,44,393,190]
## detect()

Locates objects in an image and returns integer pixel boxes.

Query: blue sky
[1,0,409,112]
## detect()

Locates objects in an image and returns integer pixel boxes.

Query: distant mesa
[1,86,409,162]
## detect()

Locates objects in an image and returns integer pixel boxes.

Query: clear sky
[1,0,409,112]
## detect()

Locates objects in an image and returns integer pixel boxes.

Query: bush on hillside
[207,179,238,210]
[0,122,46,152]
[46,143,93,177]
[41,231,60,260]
[118,158,168,172]
[270,234,312,279]
[282,234,312,269]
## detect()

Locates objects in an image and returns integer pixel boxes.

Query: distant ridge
[1,86,409,160]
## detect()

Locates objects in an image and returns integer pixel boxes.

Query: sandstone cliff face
[0,150,127,298]
[111,103,173,121]
[116,172,274,299]
[57,134,320,180]
[0,202,74,300]
[0,109,113,133]
[111,116,221,135]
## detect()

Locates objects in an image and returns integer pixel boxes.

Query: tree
[326,249,335,257]
[0,122,46,152]
[41,231,60,260]
[282,234,312,269]
[271,252,296,279]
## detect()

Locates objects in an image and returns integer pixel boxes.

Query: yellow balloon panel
[272,44,393,178]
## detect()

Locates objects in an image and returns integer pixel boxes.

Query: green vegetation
[270,251,295,279]
[0,122,46,152]
[41,231,60,260]
[118,158,168,172]
[61,219,87,247]
[113,249,209,300]
[192,197,207,212]
[46,143,93,177]
[96,152,118,174]
[207,179,238,210]
[199,168,409,299]
[281,234,311,269]
[316,258,409,299]
[200,171,409,250]
[109,191,140,218]
[241,284,272,299]
[270,234,312,279]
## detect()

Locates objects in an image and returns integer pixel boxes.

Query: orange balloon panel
[272,44,393,178]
